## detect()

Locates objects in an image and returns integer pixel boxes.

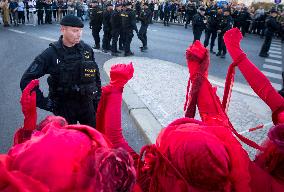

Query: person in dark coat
[89,0,103,49]
[192,7,206,42]
[204,8,218,54]
[259,8,280,57]
[102,3,113,53]
[20,15,101,128]
[121,2,138,56]
[138,2,152,51]
[110,3,122,56]
[216,8,232,58]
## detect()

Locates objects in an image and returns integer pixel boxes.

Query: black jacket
[111,9,122,33]
[139,8,152,26]
[218,15,233,34]
[265,16,280,36]
[20,36,101,111]
[89,5,103,29]
[103,9,112,32]
[121,8,138,33]
[192,13,206,32]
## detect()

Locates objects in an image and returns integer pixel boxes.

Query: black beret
[106,3,113,7]
[115,3,122,7]
[91,0,98,3]
[60,15,84,28]
[143,2,149,6]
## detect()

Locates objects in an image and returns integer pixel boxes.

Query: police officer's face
[61,26,83,46]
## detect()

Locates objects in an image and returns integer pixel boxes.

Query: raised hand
[21,79,39,131]
[110,63,134,87]
[224,28,244,61]
[186,40,209,79]
[14,80,39,144]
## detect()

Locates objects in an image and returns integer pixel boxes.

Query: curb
[103,61,163,144]
[152,20,186,27]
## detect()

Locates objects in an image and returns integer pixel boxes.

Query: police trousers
[204,28,217,50]
[138,24,148,47]
[92,27,102,46]
[193,30,202,43]
[102,30,112,50]
[217,33,226,54]
[259,35,272,55]
[124,30,134,53]
[111,30,120,52]
[54,98,97,128]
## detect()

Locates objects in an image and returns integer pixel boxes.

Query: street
[0,21,283,154]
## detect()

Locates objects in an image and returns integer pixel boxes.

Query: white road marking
[269,54,282,59]
[270,47,281,51]
[265,58,282,65]
[269,50,282,54]
[270,44,281,48]
[208,78,257,97]
[272,41,282,45]
[92,48,111,55]
[8,29,26,34]
[271,82,282,90]
[263,64,282,71]
[262,71,282,79]
[39,36,57,42]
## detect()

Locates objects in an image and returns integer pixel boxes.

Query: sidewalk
[104,56,273,158]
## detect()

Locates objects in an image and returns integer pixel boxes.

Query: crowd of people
[1,0,284,57]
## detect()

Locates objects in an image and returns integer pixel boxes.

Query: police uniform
[239,7,251,36]
[216,9,232,58]
[204,9,218,53]
[89,1,103,49]
[259,9,280,57]
[36,0,45,25]
[111,3,122,55]
[102,3,113,52]
[184,2,196,28]
[138,3,152,50]
[121,2,138,56]
[20,15,101,128]
[192,8,206,42]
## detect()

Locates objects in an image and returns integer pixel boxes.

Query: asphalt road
[0,20,283,153]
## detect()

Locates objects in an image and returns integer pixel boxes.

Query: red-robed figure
[0,28,284,192]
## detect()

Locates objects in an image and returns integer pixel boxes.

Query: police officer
[102,3,113,53]
[138,2,151,51]
[119,3,127,51]
[121,2,138,56]
[20,15,101,128]
[203,8,218,54]
[36,0,45,25]
[44,0,52,24]
[239,7,251,37]
[111,3,122,56]
[89,0,103,49]
[216,8,232,58]
[184,1,196,29]
[259,8,280,58]
[192,7,206,42]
